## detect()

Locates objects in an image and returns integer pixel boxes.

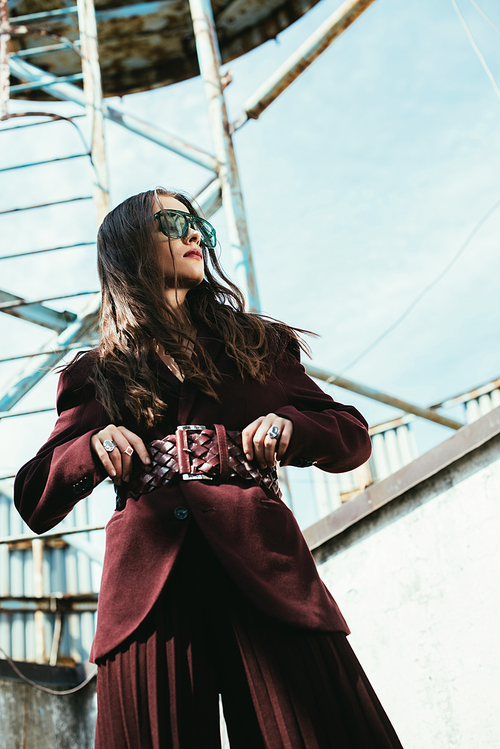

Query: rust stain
[9,0,322,99]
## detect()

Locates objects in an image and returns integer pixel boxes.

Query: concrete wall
[0,664,96,749]
[307,409,500,749]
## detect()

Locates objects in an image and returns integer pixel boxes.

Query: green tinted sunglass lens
[193,217,216,248]
[155,211,187,239]
[165,212,188,238]
[156,211,215,247]
[157,213,171,237]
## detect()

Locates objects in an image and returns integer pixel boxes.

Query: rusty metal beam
[76,0,110,224]
[196,176,222,216]
[0,524,106,545]
[0,594,98,613]
[9,73,84,92]
[0,290,98,310]
[11,40,81,58]
[0,0,10,117]
[0,406,55,419]
[0,153,87,173]
[0,176,222,411]
[0,112,85,130]
[8,56,219,172]
[0,341,96,363]
[369,377,500,433]
[304,405,500,551]
[0,240,95,261]
[233,0,378,130]
[306,364,464,430]
[431,377,500,410]
[0,293,99,417]
[189,0,260,310]
[0,288,76,330]
[0,195,92,215]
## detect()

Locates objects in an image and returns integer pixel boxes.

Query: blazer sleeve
[14,355,109,535]
[272,345,372,473]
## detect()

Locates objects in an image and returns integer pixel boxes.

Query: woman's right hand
[91,425,151,485]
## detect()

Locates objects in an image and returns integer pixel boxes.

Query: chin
[166,274,204,289]
[184,274,204,288]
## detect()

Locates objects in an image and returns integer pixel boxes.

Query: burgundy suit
[14,331,372,662]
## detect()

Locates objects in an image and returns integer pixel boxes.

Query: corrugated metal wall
[0,489,104,664]
[465,387,500,423]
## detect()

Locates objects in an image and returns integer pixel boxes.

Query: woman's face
[154,195,205,291]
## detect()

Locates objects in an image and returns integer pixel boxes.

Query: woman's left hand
[242,414,293,469]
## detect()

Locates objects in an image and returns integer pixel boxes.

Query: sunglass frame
[153,209,217,249]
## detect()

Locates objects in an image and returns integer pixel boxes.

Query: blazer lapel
[177,329,223,424]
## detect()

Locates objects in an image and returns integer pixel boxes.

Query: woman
[14,188,403,749]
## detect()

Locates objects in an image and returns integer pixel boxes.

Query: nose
[184,222,201,245]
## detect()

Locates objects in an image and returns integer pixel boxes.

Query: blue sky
[1,0,499,513]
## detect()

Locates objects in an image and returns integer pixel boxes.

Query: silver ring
[103,439,117,453]
[267,426,280,440]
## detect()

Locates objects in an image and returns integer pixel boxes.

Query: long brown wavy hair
[77,187,310,427]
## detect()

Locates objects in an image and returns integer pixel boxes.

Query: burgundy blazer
[14,331,372,662]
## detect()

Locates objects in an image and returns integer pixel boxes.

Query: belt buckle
[176,425,213,482]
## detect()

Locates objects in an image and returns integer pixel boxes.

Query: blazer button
[174,506,189,521]
[80,476,92,490]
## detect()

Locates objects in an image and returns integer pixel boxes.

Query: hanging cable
[334,1,500,377]
[469,0,500,38]
[338,195,500,375]
[0,646,97,695]
[450,0,500,104]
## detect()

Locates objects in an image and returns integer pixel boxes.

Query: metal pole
[8,57,219,172]
[0,288,76,331]
[306,364,464,430]
[188,0,260,310]
[233,0,379,129]
[0,524,106,545]
[32,538,45,663]
[0,293,99,416]
[196,177,222,217]
[76,0,110,224]
[0,0,10,117]
[0,174,226,412]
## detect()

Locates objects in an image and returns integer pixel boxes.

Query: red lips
[183,249,203,259]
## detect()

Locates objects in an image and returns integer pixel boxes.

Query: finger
[264,432,278,468]
[106,443,123,484]
[263,422,282,467]
[94,426,127,484]
[106,428,137,483]
[117,427,151,466]
[253,415,275,468]
[242,417,264,461]
[91,434,117,479]
[276,420,293,460]
[92,427,123,482]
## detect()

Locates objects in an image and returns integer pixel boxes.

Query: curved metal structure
[8,0,467,674]
[9,0,321,98]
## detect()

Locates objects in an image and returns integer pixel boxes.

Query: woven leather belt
[119,424,281,509]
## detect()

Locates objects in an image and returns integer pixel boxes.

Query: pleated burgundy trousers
[95,521,404,749]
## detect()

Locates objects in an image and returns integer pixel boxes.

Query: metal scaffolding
[0,0,478,665]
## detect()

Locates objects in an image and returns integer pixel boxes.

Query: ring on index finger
[267,426,280,440]
[103,439,117,452]
[122,446,134,457]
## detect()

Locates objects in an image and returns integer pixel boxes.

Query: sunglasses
[153,209,217,249]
